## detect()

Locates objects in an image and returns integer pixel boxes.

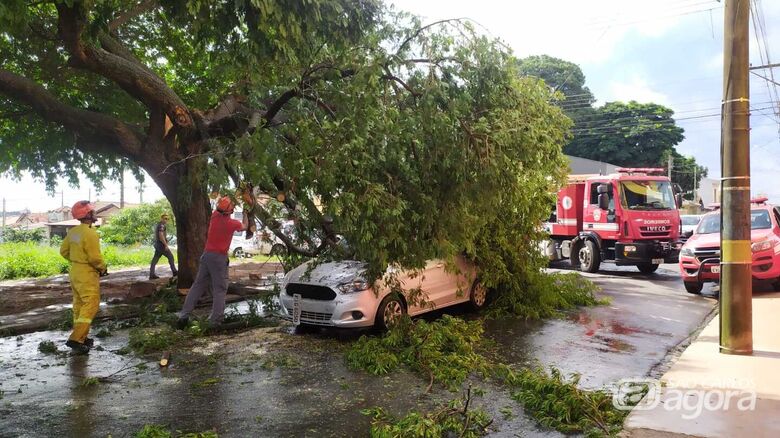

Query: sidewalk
[624,292,780,437]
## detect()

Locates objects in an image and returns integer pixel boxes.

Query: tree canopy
[0,0,587,313]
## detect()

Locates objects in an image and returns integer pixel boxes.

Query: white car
[278,256,487,329]
[680,214,702,239]
[229,229,287,258]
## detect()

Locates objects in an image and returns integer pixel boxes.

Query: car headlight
[751,240,772,252]
[338,279,369,294]
[681,247,694,257]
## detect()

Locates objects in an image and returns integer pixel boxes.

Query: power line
[567,105,775,134]
[749,0,780,137]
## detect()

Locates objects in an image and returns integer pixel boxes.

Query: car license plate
[292,293,302,326]
[711,266,720,274]
[652,258,664,265]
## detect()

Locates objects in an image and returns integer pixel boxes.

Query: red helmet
[71,201,96,220]
[216,196,235,213]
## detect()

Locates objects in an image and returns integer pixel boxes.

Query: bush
[0,227,45,243]
[100,199,175,245]
[0,242,69,279]
[0,242,162,280]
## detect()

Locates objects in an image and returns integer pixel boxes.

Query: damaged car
[278,256,487,330]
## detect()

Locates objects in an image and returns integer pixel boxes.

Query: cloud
[387,0,708,65]
[607,76,672,107]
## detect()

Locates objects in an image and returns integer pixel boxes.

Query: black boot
[175,316,189,330]
[65,340,90,354]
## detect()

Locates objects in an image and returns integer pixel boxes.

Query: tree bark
[146,149,211,288]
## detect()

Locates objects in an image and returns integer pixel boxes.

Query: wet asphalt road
[0,263,719,437]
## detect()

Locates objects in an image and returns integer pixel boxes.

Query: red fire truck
[542,168,683,273]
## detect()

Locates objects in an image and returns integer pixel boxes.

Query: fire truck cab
[543,168,682,273]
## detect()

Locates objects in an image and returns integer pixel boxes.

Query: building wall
[697,177,720,206]
[565,155,619,175]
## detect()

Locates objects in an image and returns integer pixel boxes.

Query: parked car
[229,221,289,258]
[680,214,702,239]
[678,198,780,294]
[277,256,487,330]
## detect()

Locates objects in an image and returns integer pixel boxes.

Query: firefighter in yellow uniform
[60,201,107,354]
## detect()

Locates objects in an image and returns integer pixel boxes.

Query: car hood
[285,260,367,287]
[684,229,775,249]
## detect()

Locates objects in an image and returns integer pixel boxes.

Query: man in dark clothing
[149,213,177,280]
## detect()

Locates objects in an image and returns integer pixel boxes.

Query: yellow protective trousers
[60,223,106,344]
[68,263,100,343]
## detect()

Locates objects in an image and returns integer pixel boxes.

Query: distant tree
[669,151,708,199]
[517,56,707,194]
[516,55,594,104]
[100,200,174,246]
[565,101,685,167]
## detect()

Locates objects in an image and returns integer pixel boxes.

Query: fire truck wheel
[637,263,660,274]
[578,240,600,273]
[684,281,703,295]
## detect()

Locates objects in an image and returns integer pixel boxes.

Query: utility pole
[720,0,752,355]
[119,169,125,208]
[2,197,5,227]
[694,166,698,204]
[667,155,673,179]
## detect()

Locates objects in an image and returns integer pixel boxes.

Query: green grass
[0,242,166,280]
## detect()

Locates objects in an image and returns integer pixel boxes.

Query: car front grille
[283,306,333,325]
[694,247,720,264]
[285,283,337,301]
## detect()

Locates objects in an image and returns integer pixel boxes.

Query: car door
[418,258,474,309]
[583,181,617,236]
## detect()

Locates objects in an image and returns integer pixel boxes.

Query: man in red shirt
[176,196,248,328]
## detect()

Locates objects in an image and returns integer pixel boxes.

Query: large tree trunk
[148,153,211,288]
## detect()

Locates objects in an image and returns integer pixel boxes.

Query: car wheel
[270,244,287,257]
[375,294,406,331]
[684,281,703,295]
[232,247,244,258]
[637,263,660,274]
[578,240,601,273]
[468,280,488,311]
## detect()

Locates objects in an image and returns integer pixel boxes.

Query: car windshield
[681,216,701,226]
[620,180,676,210]
[696,209,772,234]
[751,209,772,229]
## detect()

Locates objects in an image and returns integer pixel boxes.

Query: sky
[1,0,779,213]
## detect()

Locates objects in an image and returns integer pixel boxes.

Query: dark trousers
[150,243,177,275]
